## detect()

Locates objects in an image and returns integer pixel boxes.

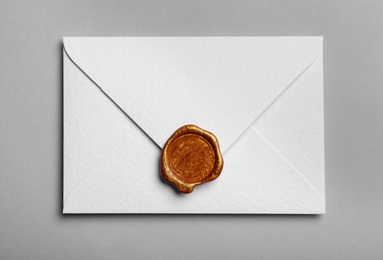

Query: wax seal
[161,125,224,193]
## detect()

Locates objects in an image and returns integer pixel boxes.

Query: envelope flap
[63,37,322,152]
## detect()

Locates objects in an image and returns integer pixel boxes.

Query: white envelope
[63,37,325,214]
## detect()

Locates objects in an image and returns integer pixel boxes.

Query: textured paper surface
[63,37,325,214]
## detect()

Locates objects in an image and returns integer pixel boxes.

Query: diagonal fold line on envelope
[63,125,134,207]
[63,47,161,149]
[252,127,323,202]
[248,48,324,202]
[224,53,320,154]
[63,48,143,206]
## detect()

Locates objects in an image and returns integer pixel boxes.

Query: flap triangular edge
[63,37,322,152]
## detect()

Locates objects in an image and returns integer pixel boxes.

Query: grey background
[1,0,382,259]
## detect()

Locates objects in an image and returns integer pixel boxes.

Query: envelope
[63,37,325,214]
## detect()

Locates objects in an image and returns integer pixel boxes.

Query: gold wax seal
[161,125,224,193]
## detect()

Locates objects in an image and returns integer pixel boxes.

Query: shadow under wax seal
[160,125,224,193]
